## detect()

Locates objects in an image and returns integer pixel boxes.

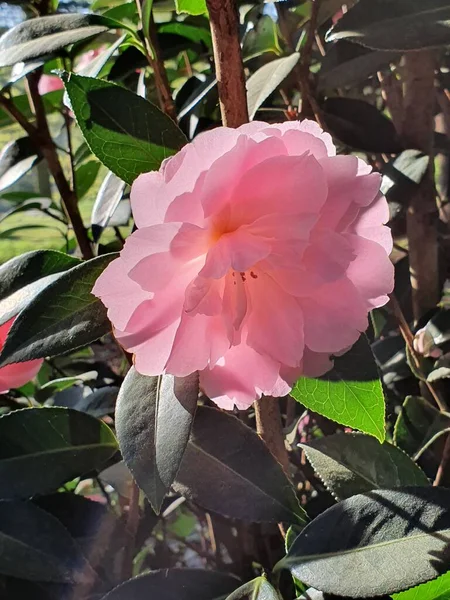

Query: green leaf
[278,487,450,597]
[0,137,41,193]
[327,0,450,51]
[62,73,186,185]
[159,22,212,47]
[76,33,128,78]
[394,396,450,460]
[116,368,199,513]
[291,336,386,442]
[0,407,118,499]
[0,500,95,583]
[0,253,117,365]
[393,571,450,600]
[75,159,101,199]
[243,15,281,60]
[175,0,207,16]
[226,577,281,600]
[0,14,118,67]
[246,53,300,120]
[142,0,154,41]
[0,249,79,302]
[322,96,403,153]
[175,406,306,524]
[101,568,239,600]
[318,40,399,91]
[301,433,428,501]
[91,171,126,242]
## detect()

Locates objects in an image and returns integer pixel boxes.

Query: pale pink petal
[246,273,304,367]
[92,258,150,331]
[300,279,368,353]
[130,171,167,229]
[165,313,230,376]
[0,319,42,392]
[344,234,394,309]
[301,348,333,378]
[200,342,284,410]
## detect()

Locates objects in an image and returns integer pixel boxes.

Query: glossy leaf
[0,253,117,365]
[0,501,94,583]
[301,433,428,501]
[318,41,399,91]
[322,96,403,153]
[62,73,186,184]
[0,14,117,67]
[279,487,450,597]
[0,137,41,193]
[175,406,306,524]
[327,0,450,51]
[91,171,126,241]
[243,15,281,60]
[74,159,101,200]
[0,407,118,499]
[101,568,239,600]
[247,53,300,120]
[226,577,280,600]
[291,336,386,442]
[394,395,450,460]
[175,0,207,16]
[0,249,79,301]
[116,368,198,513]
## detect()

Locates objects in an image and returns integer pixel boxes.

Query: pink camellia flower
[0,318,43,393]
[93,121,393,409]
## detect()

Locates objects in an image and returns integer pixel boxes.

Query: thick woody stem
[402,52,439,321]
[255,396,290,477]
[205,0,249,127]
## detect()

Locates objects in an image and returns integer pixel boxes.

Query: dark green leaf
[0,198,54,225]
[318,41,399,91]
[102,568,239,600]
[91,171,126,242]
[394,396,450,460]
[0,253,117,365]
[291,336,386,442]
[0,249,79,302]
[327,0,450,51]
[226,577,280,600]
[0,407,118,499]
[301,433,428,501]
[0,14,118,67]
[0,137,41,193]
[75,159,101,199]
[159,22,212,47]
[322,96,403,153]
[116,368,198,513]
[142,0,154,41]
[76,385,119,417]
[0,500,94,583]
[279,487,450,597]
[175,0,207,16]
[246,53,300,120]
[62,73,187,184]
[77,34,127,78]
[175,406,305,524]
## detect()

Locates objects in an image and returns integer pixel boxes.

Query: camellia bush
[0,0,450,598]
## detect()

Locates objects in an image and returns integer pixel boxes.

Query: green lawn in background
[0,120,117,263]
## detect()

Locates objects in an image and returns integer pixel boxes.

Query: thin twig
[135,0,176,119]
[121,480,140,579]
[434,434,450,486]
[389,294,447,412]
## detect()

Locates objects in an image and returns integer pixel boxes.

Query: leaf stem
[205,0,249,127]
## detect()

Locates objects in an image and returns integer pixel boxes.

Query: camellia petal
[93,120,393,409]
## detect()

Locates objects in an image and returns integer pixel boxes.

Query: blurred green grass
[0,120,107,263]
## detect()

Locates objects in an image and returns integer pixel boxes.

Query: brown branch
[255,396,290,477]
[205,0,249,127]
[121,480,140,579]
[377,70,403,135]
[434,434,450,486]
[135,0,176,119]
[2,74,93,259]
[402,51,439,321]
